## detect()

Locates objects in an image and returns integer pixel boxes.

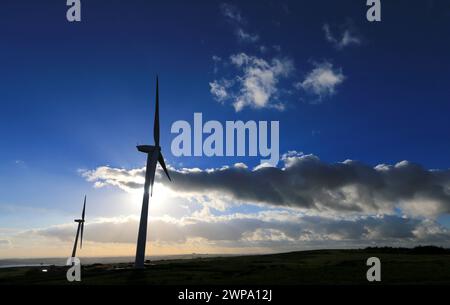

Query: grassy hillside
[1,248,450,285]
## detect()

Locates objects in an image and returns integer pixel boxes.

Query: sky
[1,0,450,259]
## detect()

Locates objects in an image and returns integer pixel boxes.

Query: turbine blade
[154,76,160,146]
[81,195,86,220]
[150,179,154,197]
[146,149,159,197]
[150,160,156,197]
[80,223,84,249]
[158,153,171,181]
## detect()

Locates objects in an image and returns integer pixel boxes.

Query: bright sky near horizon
[1,0,450,259]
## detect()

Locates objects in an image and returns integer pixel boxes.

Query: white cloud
[213,4,294,111]
[243,228,295,242]
[220,3,244,24]
[236,28,259,43]
[219,3,259,45]
[212,55,222,74]
[323,23,362,50]
[211,53,293,111]
[297,61,345,102]
[209,80,230,102]
[79,166,145,192]
[234,162,248,169]
[253,162,274,171]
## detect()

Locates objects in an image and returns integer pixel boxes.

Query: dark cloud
[172,155,450,216]
[82,153,450,217]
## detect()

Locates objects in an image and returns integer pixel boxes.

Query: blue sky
[1,0,450,258]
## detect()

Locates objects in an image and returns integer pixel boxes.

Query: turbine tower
[135,76,172,269]
[71,195,86,258]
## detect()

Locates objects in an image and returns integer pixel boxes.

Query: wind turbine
[71,195,86,258]
[134,76,172,269]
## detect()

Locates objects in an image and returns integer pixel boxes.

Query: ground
[1,248,450,285]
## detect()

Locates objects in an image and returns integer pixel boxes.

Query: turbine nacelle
[137,145,159,154]
[135,77,172,185]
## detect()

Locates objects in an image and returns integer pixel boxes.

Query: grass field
[1,248,450,285]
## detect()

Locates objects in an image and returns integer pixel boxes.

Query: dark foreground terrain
[1,247,450,285]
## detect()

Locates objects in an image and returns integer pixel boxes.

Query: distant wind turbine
[135,76,172,269]
[71,195,86,258]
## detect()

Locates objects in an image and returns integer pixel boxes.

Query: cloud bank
[81,152,450,218]
[8,152,449,255]
[27,211,450,250]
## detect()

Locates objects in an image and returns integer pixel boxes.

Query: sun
[127,183,173,214]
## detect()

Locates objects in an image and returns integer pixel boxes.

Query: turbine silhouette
[71,195,86,258]
[134,77,171,269]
